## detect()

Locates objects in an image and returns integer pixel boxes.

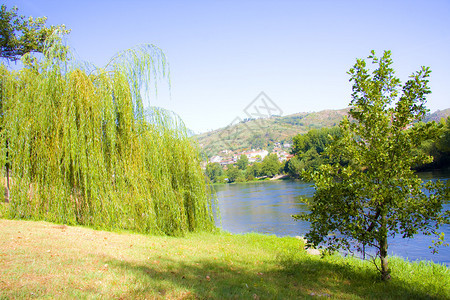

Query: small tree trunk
[379,213,390,281]
[380,236,390,280]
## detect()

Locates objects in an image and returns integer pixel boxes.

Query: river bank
[212,174,292,186]
[0,219,448,299]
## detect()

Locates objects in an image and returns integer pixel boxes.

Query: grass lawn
[0,218,448,299]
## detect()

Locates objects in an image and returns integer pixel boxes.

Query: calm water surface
[213,170,450,266]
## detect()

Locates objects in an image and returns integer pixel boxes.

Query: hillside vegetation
[196,108,349,157]
[195,108,450,158]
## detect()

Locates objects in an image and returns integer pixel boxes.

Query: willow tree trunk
[4,139,9,203]
[4,165,9,203]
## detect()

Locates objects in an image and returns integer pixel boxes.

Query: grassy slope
[1,219,448,299]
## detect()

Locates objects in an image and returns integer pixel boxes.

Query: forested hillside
[195,108,450,158]
[196,108,349,157]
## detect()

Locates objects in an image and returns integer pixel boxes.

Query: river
[213,170,450,266]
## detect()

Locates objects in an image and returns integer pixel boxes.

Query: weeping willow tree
[0,34,216,235]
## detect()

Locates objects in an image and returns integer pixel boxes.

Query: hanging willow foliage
[0,35,216,235]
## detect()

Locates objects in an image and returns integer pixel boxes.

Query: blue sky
[5,0,450,133]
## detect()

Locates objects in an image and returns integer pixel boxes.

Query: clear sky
[4,0,450,133]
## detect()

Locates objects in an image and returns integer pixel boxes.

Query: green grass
[0,219,448,299]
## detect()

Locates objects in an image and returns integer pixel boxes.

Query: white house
[209,156,222,163]
[245,149,269,160]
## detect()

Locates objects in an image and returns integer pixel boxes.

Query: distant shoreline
[212,174,294,185]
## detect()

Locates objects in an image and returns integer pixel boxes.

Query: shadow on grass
[103,254,443,299]
[277,256,446,299]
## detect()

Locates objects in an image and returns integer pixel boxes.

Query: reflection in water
[213,172,449,266]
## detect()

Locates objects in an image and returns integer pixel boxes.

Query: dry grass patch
[0,219,448,299]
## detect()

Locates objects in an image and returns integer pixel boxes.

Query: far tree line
[286,117,450,177]
[205,153,283,183]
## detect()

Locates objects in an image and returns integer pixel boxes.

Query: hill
[423,108,450,123]
[195,108,349,157]
[195,108,450,158]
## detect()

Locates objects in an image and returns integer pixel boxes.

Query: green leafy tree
[292,127,341,156]
[0,33,216,235]
[284,156,302,179]
[226,165,242,183]
[0,5,70,62]
[279,160,287,174]
[416,117,450,170]
[236,154,249,170]
[435,117,450,166]
[245,172,255,181]
[286,127,342,178]
[1,5,69,202]
[205,162,223,183]
[247,162,262,178]
[296,50,449,281]
[285,148,326,178]
[437,117,450,152]
[261,154,280,177]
